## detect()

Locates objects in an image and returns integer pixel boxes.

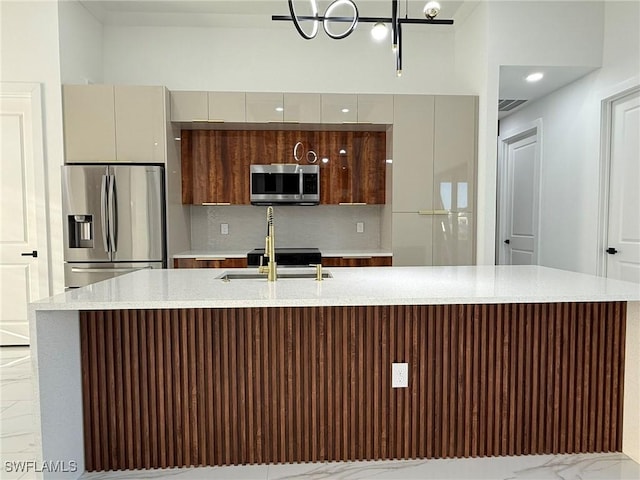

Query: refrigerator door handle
[100,174,109,253]
[108,174,117,253]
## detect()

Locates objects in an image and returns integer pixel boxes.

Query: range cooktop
[246,248,321,267]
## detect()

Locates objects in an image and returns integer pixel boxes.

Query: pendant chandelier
[272,0,454,76]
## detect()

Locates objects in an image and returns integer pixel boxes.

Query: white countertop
[173,249,392,259]
[32,266,640,311]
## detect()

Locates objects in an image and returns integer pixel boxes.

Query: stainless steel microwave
[250,164,320,205]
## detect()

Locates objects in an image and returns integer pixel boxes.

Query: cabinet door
[392,95,434,212]
[321,94,357,123]
[170,91,208,122]
[213,131,250,205]
[62,84,116,163]
[246,93,284,122]
[115,86,166,163]
[284,93,321,123]
[357,94,393,124]
[322,256,392,267]
[392,212,433,266]
[208,92,246,122]
[432,213,474,266]
[173,258,247,268]
[181,130,216,204]
[433,96,477,214]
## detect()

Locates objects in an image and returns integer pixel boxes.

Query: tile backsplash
[190,205,385,252]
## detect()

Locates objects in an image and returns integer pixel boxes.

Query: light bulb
[371,22,388,41]
[423,1,441,19]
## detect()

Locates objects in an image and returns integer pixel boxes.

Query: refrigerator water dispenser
[68,215,93,248]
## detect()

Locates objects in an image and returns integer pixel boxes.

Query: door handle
[21,250,38,258]
[606,247,618,255]
[504,239,510,245]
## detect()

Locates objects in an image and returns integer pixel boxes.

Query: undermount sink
[217,270,332,282]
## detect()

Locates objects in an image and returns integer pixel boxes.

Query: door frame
[596,85,640,277]
[496,119,543,265]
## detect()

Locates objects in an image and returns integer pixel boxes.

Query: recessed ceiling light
[341,108,350,113]
[275,106,284,112]
[526,72,544,82]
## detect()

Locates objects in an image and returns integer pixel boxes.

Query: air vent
[498,99,527,112]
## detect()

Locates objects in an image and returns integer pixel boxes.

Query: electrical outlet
[392,362,408,388]
[356,221,364,233]
[220,223,229,235]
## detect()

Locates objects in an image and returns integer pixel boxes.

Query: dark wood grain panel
[321,256,392,267]
[181,130,386,205]
[173,258,247,269]
[80,302,627,471]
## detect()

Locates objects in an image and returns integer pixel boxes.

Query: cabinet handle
[339,202,367,206]
[418,210,433,215]
[201,202,231,206]
[207,119,225,123]
[193,119,209,122]
[216,202,231,206]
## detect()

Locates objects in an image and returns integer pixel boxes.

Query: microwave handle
[299,170,304,198]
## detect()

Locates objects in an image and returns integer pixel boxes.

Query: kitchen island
[29,266,640,478]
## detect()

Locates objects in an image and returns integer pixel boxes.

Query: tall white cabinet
[392,95,477,266]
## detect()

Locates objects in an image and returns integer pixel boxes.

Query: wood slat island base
[79,302,626,471]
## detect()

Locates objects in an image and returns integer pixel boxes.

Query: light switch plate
[356,222,364,233]
[220,223,229,235]
[392,362,408,388]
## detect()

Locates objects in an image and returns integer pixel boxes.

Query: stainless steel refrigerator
[62,165,166,288]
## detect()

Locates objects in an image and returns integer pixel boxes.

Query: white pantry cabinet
[391,94,477,266]
[63,84,166,163]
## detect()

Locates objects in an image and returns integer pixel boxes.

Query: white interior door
[0,83,49,345]
[605,89,640,283]
[497,125,541,265]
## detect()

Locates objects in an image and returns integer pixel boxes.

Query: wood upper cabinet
[63,84,166,163]
[321,131,386,205]
[181,130,250,205]
[208,92,246,122]
[321,94,357,123]
[284,93,321,123]
[63,84,117,162]
[357,94,394,124]
[246,93,284,122]
[170,91,208,122]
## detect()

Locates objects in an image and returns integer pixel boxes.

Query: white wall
[58,0,104,84]
[102,23,469,94]
[0,0,65,295]
[498,1,639,274]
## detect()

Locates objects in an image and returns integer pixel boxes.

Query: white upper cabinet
[392,95,435,212]
[284,93,321,123]
[357,94,393,124]
[63,84,116,163]
[114,85,166,163]
[246,93,284,122]
[63,84,166,164]
[208,92,246,122]
[170,91,208,122]
[321,94,358,123]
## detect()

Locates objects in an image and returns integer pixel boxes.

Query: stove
[247,247,322,267]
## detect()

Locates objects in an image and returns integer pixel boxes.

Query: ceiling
[80,0,466,27]
[79,1,599,109]
[498,65,598,118]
